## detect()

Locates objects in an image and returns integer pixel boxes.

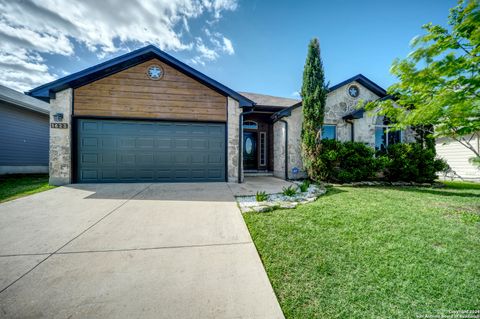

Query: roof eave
[271,101,302,122]
[27,45,255,107]
[328,74,387,98]
[0,95,49,115]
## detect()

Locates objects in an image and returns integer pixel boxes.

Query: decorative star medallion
[348,85,359,97]
[147,65,163,80]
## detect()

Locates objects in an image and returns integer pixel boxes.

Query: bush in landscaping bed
[380,143,449,183]
[316,139,380,183]
[311,140,448,183]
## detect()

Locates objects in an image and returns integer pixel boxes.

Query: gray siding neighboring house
[0,85,50,175]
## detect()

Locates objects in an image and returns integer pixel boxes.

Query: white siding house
[436,134,480,181]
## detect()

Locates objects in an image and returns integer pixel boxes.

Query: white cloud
[222,37,234,55]
[292,91,301,98]
[196,39,219,61]
[0,0,238,91]
[190,27,233,64]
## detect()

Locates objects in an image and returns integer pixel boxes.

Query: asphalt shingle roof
[239,92,300,108]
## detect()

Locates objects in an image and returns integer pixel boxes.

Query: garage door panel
[208,168,223,179]
[77,119,225,183]
[208,125,224,136]
[117,137,135,149]
[138,169,155,180]
[100,169,117,180]
[157,137,173,149]
[118,153,135,165]
[209,139,224,151]
[191,153,207,164]
[81,170,98,181]
[81,153,98,165]
[136,137,155,148]
[173,153,190,164]
[208,154,223,164]
[136,153,155,165]
[81,137,98,148]
[81,120,99,132]
[101,152,116,165]
[174,138,190,149]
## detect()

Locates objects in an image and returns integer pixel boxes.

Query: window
[322,125,336,140]
[259,132,267,166]
[243,121,258,129]
[375,116,402,151]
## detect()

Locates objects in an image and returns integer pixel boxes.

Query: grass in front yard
[0,174,55,203]
[244,183,480,319]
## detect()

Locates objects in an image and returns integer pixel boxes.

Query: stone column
[227,97,242,183]
[49,89,73,186]
[273,107,306,180]
[273,121,286,179]
[286,107,305,179]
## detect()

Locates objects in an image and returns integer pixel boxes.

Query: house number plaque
[51,123,68,129]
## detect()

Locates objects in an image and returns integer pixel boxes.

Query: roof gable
[27,45,254,107]
[328,74,387,98]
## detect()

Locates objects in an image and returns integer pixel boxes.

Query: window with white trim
[375,116,402,151]
[259,132,267,166]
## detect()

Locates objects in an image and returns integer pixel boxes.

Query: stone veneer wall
[227,97,242,182]
[324,81,381,147]
[49,88,73,186]
[273,121,285,179]
[273,106,306,180]
[272,81,417,181]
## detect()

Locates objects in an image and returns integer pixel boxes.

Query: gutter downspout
[238,107,256,183]
[345,119,354,142]
[279,119,288,180]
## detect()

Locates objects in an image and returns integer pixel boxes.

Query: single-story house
[0,85,50,175]
[27,45,414,185]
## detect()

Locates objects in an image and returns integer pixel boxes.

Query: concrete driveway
[0,183,284,319]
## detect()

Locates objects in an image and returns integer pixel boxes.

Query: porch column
[227,97,243,183]
[49,89,73,186]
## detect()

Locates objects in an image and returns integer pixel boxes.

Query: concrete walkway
[0,183,284,318]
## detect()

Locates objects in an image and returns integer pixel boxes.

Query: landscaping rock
[236,183,326,213]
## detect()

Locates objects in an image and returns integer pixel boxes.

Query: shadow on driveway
[68,182,235,202]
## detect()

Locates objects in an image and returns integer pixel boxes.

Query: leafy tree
[366,0,480,164]
[301,38,328,180]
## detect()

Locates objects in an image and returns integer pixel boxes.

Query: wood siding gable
[74,58,227,122]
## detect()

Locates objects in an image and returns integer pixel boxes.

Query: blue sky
[0,0,455,97]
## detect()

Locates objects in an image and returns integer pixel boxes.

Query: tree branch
[453,135,480,158]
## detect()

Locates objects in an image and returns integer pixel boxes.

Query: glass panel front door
[243,132,257,170]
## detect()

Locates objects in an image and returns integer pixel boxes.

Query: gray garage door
[76,119,226,183]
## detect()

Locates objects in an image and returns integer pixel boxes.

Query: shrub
[255,191,268,202]
[282,185,297,196]
[317,140,380,183]
[381,143,449,183]
[311,140,447,183]
[299,180,311,192]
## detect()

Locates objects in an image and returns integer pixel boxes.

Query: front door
[243,132,257,170]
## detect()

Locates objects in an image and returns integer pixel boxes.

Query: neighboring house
[0,85,50,175]
[27,45,414,185]
[436,135,480,181]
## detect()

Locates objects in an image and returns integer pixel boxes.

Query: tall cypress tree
[301,38,327,180]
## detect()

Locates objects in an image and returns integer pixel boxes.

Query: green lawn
[0,174,55,203]
[244,183,480,319]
